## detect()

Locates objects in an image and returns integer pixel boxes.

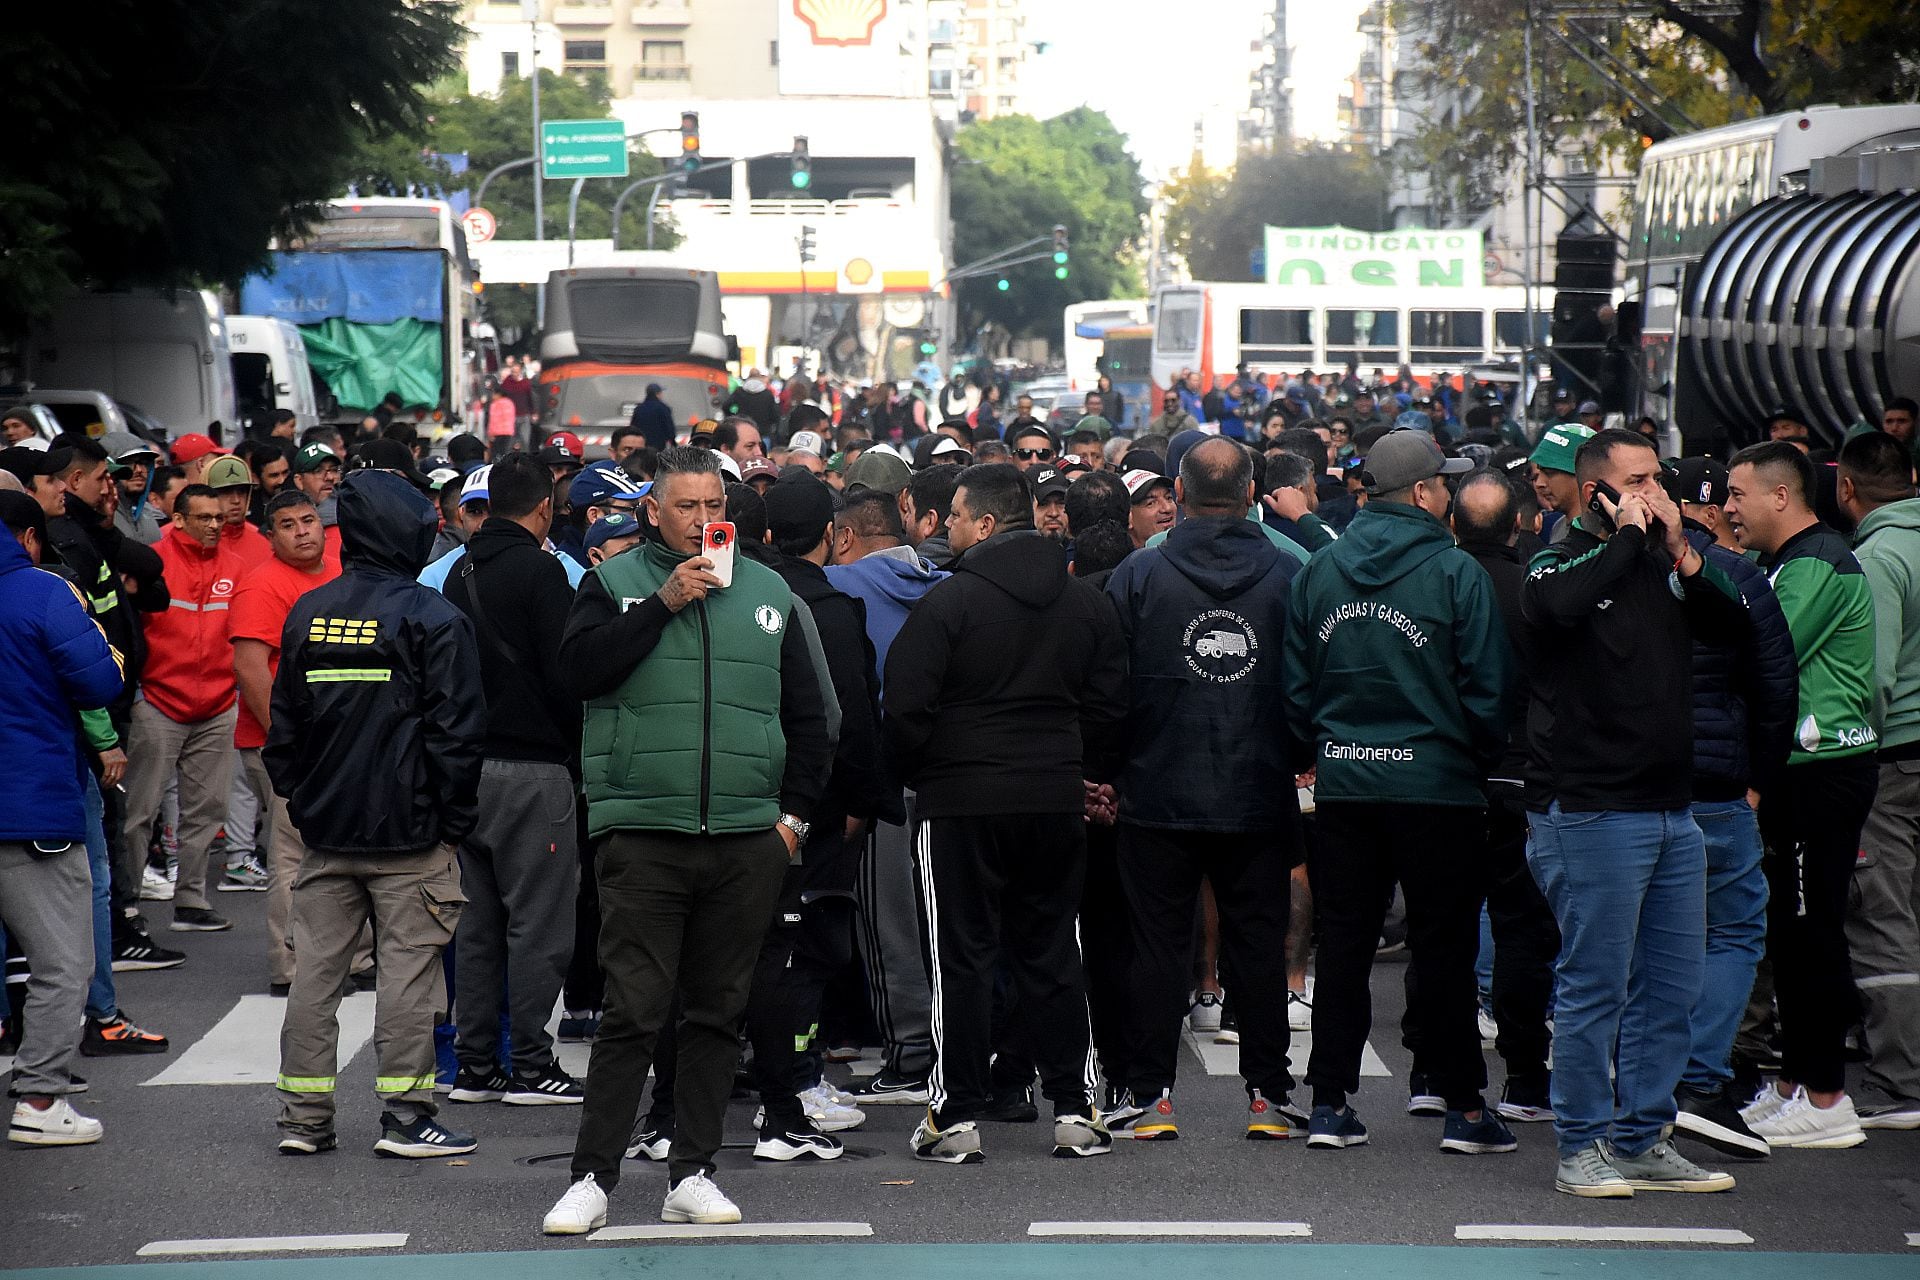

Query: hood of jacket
[1854,496,1920,545]
[337,470,439,577]
[916,532,956,570]
[833,545,942,603]
[1324,501,1456,590]
[955,527,1067,609]
[1166,428,1211,478]
[1159,514,1282,600]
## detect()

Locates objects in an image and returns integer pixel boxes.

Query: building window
[638,40,687,79]
[564,40,607,62]
[929,69,954,94]
[501,51,521,78]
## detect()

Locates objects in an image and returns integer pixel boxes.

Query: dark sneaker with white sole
[849,1066,932,1106]
[1307,1104,1369,1149]
[626,1119,672,1161]
[111,932,186,972]
[81,1010,169,1055]
[1441,1109,1518,1154]
[447,1067,512,1104]
[504,1064,585,1105]
[1405,1071,1445,1117]
[1857,1094,1920,1131]
[169,907,231,933]
[277,1131,338,1155]
[1672,1086,1770,1158]
[754,1117,845,1161]
[373,1112,478,1158]
[1496,1077,1555,1123]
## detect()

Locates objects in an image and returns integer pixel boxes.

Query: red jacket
[141,526,245,723]
[222,519,273,571]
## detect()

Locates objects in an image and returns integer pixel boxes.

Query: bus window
[1324,308,1398,369]
[1494,310,1547,350]
[1410,309,1484,363]
[1239,307,1313,363]
[1156,294,1203,353]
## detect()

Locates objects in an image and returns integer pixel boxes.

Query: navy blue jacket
[1106,515,1303,833]
[1684,523,1798,801]
[0,536,123,843]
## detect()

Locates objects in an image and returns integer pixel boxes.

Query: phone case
[702,521,735,589]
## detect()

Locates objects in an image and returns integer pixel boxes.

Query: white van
[26,289,239,441]
[228,315,320,432]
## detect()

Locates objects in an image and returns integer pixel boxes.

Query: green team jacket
[581,543,794,839]
[1766,521,1878,762]
[1852,497,1920,754]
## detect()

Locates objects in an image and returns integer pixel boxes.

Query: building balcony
[554,4,612,25]
[630,0,691,24]
[635,63,691,80]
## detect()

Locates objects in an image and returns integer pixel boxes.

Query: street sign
[461,206,497,244]
[541,119,629,180]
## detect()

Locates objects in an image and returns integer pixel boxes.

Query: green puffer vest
[582,542,793,839]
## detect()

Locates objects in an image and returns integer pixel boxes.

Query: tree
[1162,148,1391,281]
[1,0,465,324]
[948,109,1149,337]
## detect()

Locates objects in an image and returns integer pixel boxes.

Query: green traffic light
[1055,265,1069,279]
[996,278,1010,292]
[919,341,937,354]
[791,171,812,190]
[1053,250,1068,264]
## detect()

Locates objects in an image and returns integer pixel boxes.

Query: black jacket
[265,472,487,855]
[1682,524,1798,801]
[49,494,166,705]
[1104,516,1301,833]
[1520,520,1746,813]
[883,528,1128,819]
[1461,539,1530,787]
[442,517,582,768]
[722,384,780,434]
[773,556,889,825]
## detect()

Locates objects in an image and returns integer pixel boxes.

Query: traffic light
[996,278,1010,292]
[679,111,701,175]
[919,339,937,355]
[789,136,812,190]
[1052,224,1069,279]
[798,223,817,265]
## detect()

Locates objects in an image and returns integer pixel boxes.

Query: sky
[1022,0,1372,180]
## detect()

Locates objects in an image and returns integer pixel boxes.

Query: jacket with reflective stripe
[140,526,245,723]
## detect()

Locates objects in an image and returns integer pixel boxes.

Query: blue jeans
[1526,804,1705,1157]
[1684,800,1767,1093]
[84,774,116,1021]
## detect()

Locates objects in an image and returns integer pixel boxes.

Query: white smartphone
[701,521,735,589]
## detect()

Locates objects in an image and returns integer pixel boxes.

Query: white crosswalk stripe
[1183,1027,1391,1078]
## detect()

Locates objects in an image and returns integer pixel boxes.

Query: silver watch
[779,813,811,845]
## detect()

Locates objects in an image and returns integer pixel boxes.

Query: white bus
[1150,282,1551,390]
[1625,104,1920,433]
[1063,298,1149,392]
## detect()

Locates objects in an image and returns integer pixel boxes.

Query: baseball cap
[0,444,74,481]
[349,437,433,491]
[459,464,492,505]
[787,429,826,457]
[740,458,781,486]
[1552,386,1574,400]
[1529,423,1596,476]
[1669,456,1729,507]
[569,463,646,510]
[539,431,586,466]
[294,441,341,474]
[712,450,743,482]
[1058,453,1093,476]
[1069,415,1113,442]
[584,511,645,553]
[1356,429,1473,496]
[101,430,159,465]
[1031,467,1071,498]
[170,433,228,464]
[843,449,912,496]
[1122,468,1174,502]
[763,473,836,545]
[203,455,255,490]
[1006,422,1054,450]
[1576,400,1601,415]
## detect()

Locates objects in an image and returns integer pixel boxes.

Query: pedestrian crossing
[1183,1027,1392,1078]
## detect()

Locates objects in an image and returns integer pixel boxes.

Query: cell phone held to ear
[1588,479,1623,529]
[702,521,735,589]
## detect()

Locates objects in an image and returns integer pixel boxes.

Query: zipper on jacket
[697,597,713,834]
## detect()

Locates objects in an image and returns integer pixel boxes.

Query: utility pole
[526,0,546,327]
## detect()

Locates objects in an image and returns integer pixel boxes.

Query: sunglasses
[1014,447,1055,461]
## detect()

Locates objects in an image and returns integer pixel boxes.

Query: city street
[6,900,1916,1277]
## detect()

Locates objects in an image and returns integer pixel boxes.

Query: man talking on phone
[543,446,831,1235]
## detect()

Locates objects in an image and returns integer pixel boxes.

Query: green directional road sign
[541,119,629,180]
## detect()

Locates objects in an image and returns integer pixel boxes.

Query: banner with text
[1262,226,1485,289]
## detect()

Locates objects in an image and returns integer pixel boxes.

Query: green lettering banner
[1263,225,1485,289]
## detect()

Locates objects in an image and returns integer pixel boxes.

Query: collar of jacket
[165,524,219,560]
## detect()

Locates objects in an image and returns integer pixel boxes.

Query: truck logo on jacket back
[1183,609,1258,683]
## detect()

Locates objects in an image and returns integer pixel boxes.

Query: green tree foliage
[948,109,1149,336]
[1,0,465,323]
[1163,148,1391,281]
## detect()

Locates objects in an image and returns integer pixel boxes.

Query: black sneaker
[1673,1086,1771,1159]
[169,906,232,933]
[504,1063,585,1106]
[754,1116,845,1161]
[557,1010,601,1043]
[447,1066,512,1104]
[111,933,187,972]
[626,1118,673,1161]
[849,1066,932,1106]
[278,1131,338,1155]
[373,1112,478,1158]
[81,1010,170,1055]
[1406,1071,1445,1117]
[1496,1076,1555,1123]
[979,1082,1038,1123]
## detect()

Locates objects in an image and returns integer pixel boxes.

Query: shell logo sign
[792,0,886,47]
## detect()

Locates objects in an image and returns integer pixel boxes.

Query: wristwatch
[778,813,811,846]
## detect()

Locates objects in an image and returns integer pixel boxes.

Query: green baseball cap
[844,448,913,496]
[1530,423,1595,475]
[203,455,255,490]
[294,441,341,474]
[1068,414,1113,442]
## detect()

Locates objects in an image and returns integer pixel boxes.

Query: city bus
[241,197,479,430]
[538,264,730,447]
[1625,104,1920,435]
[1150,282,1551,390]
[1063,298,1149,394]
[1095,323,1155,432]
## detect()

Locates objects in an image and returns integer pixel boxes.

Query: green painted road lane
[11,1243,1920,1280]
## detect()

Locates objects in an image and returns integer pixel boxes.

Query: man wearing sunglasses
[1006,422,1058,475]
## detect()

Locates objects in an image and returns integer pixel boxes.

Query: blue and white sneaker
[373,1112,478,1158]
[1306,1104,1369,1149]
[1441,1108,1518,1154]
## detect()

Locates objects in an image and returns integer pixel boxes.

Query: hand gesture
[658,556,722,613]
[1263,487,1311,522]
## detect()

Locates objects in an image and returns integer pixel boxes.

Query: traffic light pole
[608,148,803,250]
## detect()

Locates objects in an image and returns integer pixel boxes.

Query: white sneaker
[9,1098,104,1146]
[139,866,174,902]
[1477,1006,1499,1044]
[660,1172,740,1224]
[756,1090,866,1134]
[803,1081,858,1110]
[1287,978,1314,1033]
[1187,991,1223,1034]
[1749,1088,1866,1149]
[541,1174,608,1235]
[1739,1082,1791,1127]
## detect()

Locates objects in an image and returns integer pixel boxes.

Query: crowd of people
[1,372,1916,1234]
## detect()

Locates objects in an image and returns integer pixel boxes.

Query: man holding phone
[544,446,831,1235]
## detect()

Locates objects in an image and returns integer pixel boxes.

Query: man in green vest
[542,446,832,1237]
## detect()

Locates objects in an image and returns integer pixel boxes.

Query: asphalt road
[6,888,1917,1274]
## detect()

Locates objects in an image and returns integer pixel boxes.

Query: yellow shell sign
[792,0,886,47]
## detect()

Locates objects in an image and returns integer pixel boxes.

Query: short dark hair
[714,417,758,452]
[271,408,298,427]
[905,463,958,528]
[174,483,219,512]
[1838,430,1916,506]
[1065,470,1128,535]
[1179,437,1253,511]
[487,451,554,521]
[51,434,109,469]
[1453,470,1518,544]
[973,439,1011,464]
[835,487,904,543]
[1071,520,1132,576]
[1005,420,1053,449]
[381,420,419,450]
[1574,427,1659,487]
[620,446,658,481]
[1267,451,1314,492]
[0,490,48,545]
[610,424,644,451]
[1729,439,1816,508]
[300,424,343,450]
[150,465,185,497]
[725,481,767,543]
[953,462,1032,528]
[447,433,487,465]
[1274,427,1329,475]
[263,489,318,525]
[1885,396,1918,418]
[655,444,723,486]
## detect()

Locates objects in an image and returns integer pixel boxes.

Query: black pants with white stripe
[918,813,1097,1126]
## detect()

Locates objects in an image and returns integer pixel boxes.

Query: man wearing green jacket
[1726,441,1880,1151]
[1283,429,1516,1156]
[1836,431,1920,1130]
[541,446,832,1235]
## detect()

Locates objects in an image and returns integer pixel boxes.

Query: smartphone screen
[702,521,735,589]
